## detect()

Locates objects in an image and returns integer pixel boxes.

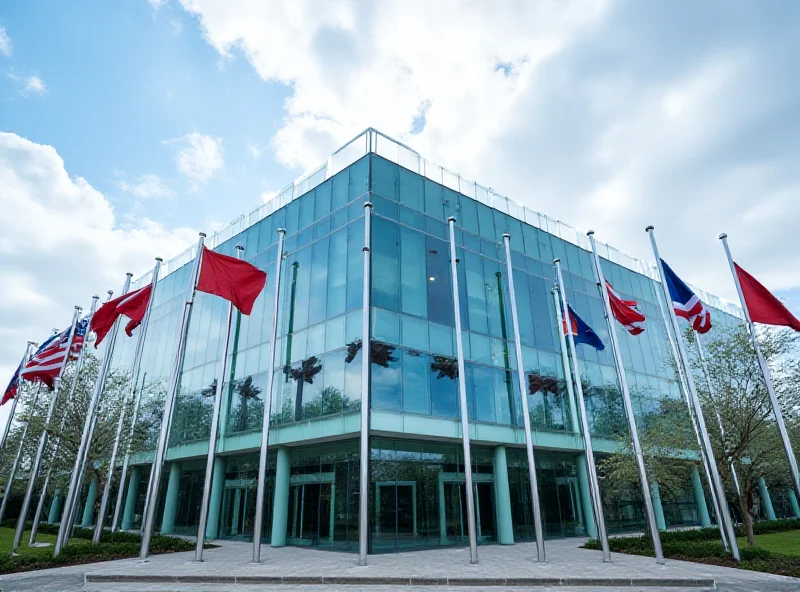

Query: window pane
[400,227,427,318]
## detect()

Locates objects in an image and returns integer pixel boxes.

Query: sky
[1,0,799,423]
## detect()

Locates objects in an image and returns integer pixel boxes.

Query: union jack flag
[661,259,711,334]
[20,316,90,388]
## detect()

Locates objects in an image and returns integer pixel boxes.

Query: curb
[85,573,716,587]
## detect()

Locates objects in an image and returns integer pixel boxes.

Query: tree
[687,325,799,546]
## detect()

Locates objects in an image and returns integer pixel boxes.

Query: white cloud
[166,132,224,186]
[148,0,168,10]
[178,0,800,307]
[0,132,196,403]
[0,27,10,57]
[118,173,173,198]
[6,72,46,96]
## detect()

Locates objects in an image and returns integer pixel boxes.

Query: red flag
[606,282,646,335]
[196,247,267,315]
[735,263,800,332]
[117,284,153,336]
[90,284,152,346]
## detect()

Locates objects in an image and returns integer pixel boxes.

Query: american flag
[20,316,90,388]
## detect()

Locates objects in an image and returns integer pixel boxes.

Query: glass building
[84,129,753,554]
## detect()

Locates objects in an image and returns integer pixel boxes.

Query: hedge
[584,519,800,578]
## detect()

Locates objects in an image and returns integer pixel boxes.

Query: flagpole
[651,278,729,550]
[13,305,82,552]
[30,296,101,546]
[586,231,664,563]
[647,227,739,560]
[194,246,243,561]
[694,334,742,497]
[140,233,206,560]
[0,381,43,523]
[448,217,479,565]
[502,234,545,562]
[95,261,162,543]
[251,229,286,564]
[719,233,800,503]
[358,203,372,566]
[0,342,37,450]
[54,282,131,556]
[111,372,146,533]
[553,259,611,562]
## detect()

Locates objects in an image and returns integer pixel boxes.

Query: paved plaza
[0,537,798,591]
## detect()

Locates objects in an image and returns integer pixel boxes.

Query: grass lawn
[0,523,197,574]
[0,527,89,557]
[738,530,800,557]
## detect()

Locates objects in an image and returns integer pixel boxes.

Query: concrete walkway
[74,537,800,590]
[0,537,797,590]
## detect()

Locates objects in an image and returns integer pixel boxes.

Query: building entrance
[287,472,335,546]
[439,473,495,544]
[220,477,255,539]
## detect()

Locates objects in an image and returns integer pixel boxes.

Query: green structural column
[121,466,142,531]
[758,477,776,521]
[48,488,63,524]
[271,446,291,547]
[205,456,227,540]
[789,489,800,519]
[492,445,514,545]
[650,482,667,532]
[160,462,182,535]
[690,466,711,528]
[576,454,598,539]
[80,477,99,527]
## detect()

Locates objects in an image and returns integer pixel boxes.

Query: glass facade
[96,135,747,554]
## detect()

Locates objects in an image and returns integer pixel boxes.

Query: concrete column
[650,482,667,532]
[758,477,776,521]
[160,462,182,534]
[205,456,227,540]
[789,489,800,519]
[48,488,63,524]
[576,454,598,538]
[121,466,142,531]
[690,466,711,528]
[492,445,514,545]
[80,477,99,527]
[270,447,291,547]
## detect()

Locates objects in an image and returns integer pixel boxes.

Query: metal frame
[14,306,82,552]
[586,231,664,564]
[447,217,479,564]
[647,226,739,560]
[502,234,545,562]
[251,228,286,563]
[139,234,206,560]
[96,260,161,541]
[195,247,242,561]
[719,233,800,505]
[552,259,611,562]
[30,296,101,546]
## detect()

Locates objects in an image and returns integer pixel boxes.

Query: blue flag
[564,305,605,350]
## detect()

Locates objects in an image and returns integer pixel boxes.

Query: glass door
[286,472,335,546]
[220,478,255,539]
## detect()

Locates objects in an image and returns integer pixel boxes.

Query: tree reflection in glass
[285,356,323,421]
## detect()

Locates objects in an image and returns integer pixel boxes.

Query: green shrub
[583,525,800,578]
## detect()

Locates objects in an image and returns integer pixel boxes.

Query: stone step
[85,573,715,588]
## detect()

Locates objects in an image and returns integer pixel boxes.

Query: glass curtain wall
[368,153,695,438]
